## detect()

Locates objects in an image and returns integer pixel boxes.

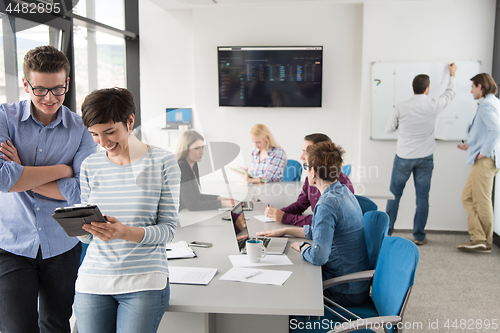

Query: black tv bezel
[217,46,323,108]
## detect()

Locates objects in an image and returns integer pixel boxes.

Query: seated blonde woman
[176,130,235,211]
[240,124,286,184]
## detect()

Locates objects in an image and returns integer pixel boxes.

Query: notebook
[230,202,287,255]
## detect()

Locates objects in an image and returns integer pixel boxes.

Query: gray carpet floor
[374,231,500,333]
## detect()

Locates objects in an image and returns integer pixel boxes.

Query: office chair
[341,164,352,177]
[362,211,389,270]
[283,159,303,181]
[80,243,89,266]
[355,195,378,215]
[290,212,389,333]
[324,237,420,333]
[320,211,388,321]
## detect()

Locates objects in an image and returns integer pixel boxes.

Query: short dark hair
[412,74,430,94]
[23,45,70,80]
[306,141,344,182]
[304,133,331,145]
[471,73,498,96]
[81,88,136,128]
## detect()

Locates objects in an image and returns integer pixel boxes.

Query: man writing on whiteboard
[385,63,457,245]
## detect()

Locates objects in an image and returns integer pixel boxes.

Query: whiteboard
[371,61,480,141]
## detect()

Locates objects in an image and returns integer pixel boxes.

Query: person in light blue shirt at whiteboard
[456,73,500,253]
[385,63,457,245]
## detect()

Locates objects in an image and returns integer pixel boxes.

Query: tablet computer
[52,204,107,237]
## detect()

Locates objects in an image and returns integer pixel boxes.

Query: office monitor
[165,108,192,129]
[218,46,323,107]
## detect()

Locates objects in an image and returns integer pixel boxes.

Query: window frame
[0,0,140,130]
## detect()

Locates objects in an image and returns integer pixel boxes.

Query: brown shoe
[475,244,492,253]
[413,238,428,246]
[456,240,487,252]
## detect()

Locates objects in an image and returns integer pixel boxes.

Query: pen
[244,271,262,279]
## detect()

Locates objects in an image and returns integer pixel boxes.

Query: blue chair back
[355,195,378,215]
[283,159,302,181]
[341,164,352,177]
[363,211,389,270]
[371,237,419,318]
[80,242,89,266]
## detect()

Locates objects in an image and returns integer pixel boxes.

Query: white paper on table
[253,215,275,223]
[228,254,293,267]
[168,266,218,285]
[166,241,196,259]
[219,267,292,286]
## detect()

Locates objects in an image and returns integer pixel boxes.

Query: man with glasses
[0,45,96,333]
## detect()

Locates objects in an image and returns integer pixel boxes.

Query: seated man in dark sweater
[265,133,354,226]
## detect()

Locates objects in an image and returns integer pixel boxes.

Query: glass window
[73,0,125,30]
[0,15,52,104]
[74,26,126,114]
[0,16,5,104]
[16,22,51,94]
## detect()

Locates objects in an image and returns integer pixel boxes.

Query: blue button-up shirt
[303,181,370,295]
[466,94,500,167]
[0,100,97,259]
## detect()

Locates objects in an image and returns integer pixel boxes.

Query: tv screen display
[218,46,323,107]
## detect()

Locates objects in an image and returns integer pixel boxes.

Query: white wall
[360,0,496,232]
[139,0,497,232]
[191,3,363,166]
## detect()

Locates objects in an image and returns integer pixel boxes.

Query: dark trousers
[0,243,81,333]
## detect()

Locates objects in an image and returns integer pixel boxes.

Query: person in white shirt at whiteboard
[456,73,500,253]
[385,63,457,245]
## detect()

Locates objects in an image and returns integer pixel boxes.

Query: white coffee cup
[246,239,267,263]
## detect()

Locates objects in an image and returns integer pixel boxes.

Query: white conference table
[158,190,324,333]
[201,179,394,201]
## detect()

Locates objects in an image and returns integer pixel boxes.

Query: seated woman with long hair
[257,141,369,306]
[243,124,286,184]
[176,130,235,211]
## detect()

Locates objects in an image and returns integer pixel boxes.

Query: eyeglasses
[25,78,67,97]
[302,163,310,171]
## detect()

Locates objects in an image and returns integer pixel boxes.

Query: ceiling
[150,0,424,10]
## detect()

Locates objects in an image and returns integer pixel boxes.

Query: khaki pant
[461,157,499,245]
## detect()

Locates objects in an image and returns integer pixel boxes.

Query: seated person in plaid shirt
[243,124,286,184]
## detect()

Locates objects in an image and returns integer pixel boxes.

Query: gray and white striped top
[76,146,180,294]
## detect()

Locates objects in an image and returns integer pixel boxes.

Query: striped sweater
[77,146,180,293]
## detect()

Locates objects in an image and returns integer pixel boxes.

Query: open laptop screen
[231,202,249,242]
[165,108,192,129]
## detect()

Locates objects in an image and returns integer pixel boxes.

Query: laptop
[230,202,288,255]
[163,108,192,129]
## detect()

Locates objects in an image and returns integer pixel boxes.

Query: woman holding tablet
[241,124,286,184]
[176,130,235,211]
[74,88,180,333]
[257,142,369,306]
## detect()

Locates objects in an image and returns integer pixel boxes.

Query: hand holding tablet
[52,204,107,237]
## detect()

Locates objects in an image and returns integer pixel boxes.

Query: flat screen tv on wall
[218,46,323,107]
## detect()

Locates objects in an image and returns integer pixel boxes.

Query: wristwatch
[299,241,309,251]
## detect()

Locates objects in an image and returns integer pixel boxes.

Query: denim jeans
[386,154,434,241]
[74,283,170,333]
[0,243,81,333]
